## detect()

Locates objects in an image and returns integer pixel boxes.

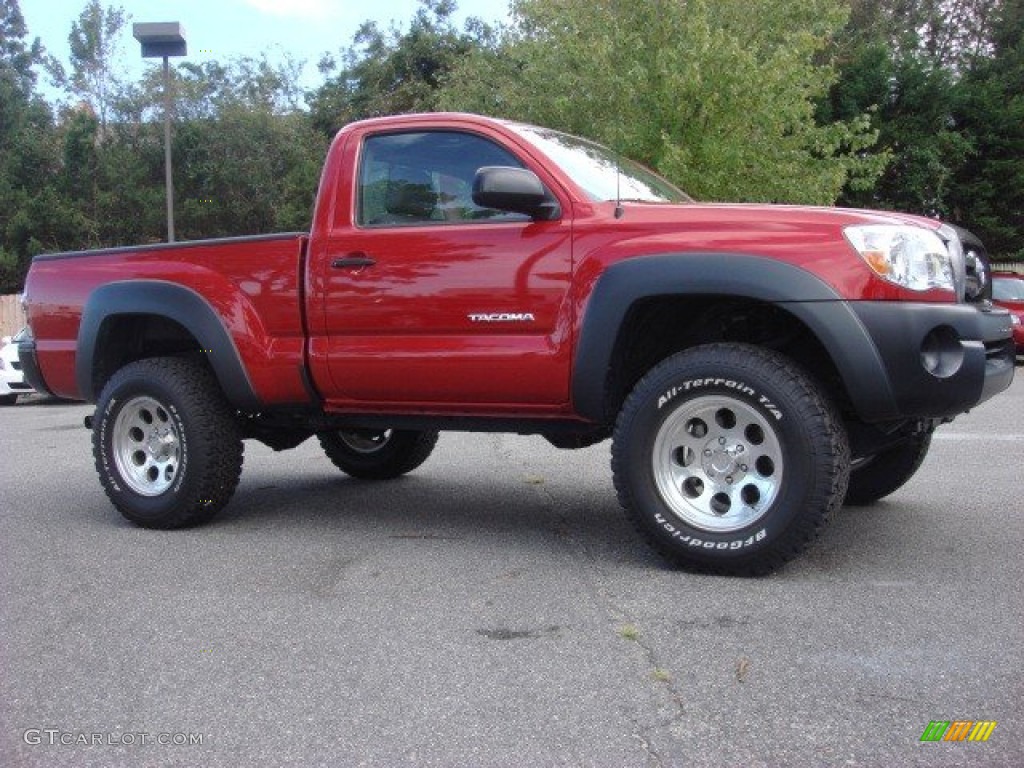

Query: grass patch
[618,624,641,641]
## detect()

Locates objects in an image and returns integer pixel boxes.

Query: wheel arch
[77,281,261,410]
[572,254,896,425]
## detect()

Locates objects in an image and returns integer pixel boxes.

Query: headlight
[844,225,955,292]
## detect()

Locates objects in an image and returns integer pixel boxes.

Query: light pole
[133,22,187,243]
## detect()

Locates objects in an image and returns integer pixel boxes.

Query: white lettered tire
[612,343,850,575]
[93,357,243,528]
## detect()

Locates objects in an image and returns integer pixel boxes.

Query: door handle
[331,253,376,269]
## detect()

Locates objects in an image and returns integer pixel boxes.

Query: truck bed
[23,233,311,405]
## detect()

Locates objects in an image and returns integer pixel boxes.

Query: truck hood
[576,201,958,303]
[613,201,943,232]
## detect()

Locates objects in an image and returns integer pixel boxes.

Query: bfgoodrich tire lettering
[612,343,850,575]
[319,429,438,480]
[93,357,243,528]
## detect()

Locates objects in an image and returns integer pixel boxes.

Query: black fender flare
[572,253,897,423]
[76,280,261,410]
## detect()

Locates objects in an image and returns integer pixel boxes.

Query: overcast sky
[21,0,509,100]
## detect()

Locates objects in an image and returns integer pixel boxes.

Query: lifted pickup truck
[19,112,1015,574]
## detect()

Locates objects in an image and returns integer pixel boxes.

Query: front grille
[950,224,993,304]
[939,223,968,302]
[986,337,1015,362]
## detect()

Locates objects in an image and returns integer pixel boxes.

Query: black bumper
[17,338,54,398]
[840,301,1015,421]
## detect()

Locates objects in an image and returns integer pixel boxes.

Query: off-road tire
[92,357,243,528]
[612,343,850,575]
[319,429,439,480]
[844,431,933,506]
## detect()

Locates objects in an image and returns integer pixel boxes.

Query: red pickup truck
[19,112,1015,574]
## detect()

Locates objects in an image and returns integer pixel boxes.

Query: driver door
[317,128,574,414]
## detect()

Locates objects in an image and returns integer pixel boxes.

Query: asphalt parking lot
[1,374,1022,767]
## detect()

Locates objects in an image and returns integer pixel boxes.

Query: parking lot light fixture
[132,22,187,243]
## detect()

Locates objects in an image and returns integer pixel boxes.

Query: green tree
[823,0,1022,253]
[62,49,325,247]
[60,107,100,238]
[2,0,329,284]
[948,0,1024,258]
[147,55,326,238]
[173,106,323,238]
[308,0,489,138]
[170,54,307,120]
[52,0,128,127]
[823,44,971,216]
[440,0,884,204]
[0,0,64,293]
[0,0,40,96]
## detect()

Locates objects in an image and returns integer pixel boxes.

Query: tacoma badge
[467,312,537,323]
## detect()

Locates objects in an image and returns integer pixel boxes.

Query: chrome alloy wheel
[652,395,783,533]
[112,396,181,496]
[337,429,393,454]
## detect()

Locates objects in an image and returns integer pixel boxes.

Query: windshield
[507,124,692,204]
[993,276,1024,301]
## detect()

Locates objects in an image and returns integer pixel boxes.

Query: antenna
[614,159,624,219]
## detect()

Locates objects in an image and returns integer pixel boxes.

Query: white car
[0,327,34,405]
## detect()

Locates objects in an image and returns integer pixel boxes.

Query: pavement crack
[633,731,666,767]
[620,624,687,724]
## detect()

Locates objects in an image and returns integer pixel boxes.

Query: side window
[357,131,531,227]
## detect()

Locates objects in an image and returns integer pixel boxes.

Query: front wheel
[93,357,243,528]
[612,343,850,575]
[844,431,932,506]
[318,429,438,480]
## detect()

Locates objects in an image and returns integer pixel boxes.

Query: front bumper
[849,301,1014,420]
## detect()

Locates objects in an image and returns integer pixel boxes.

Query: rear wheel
[844,431,932,506]
[93,357,243,528]
[319,429,438,480]
[612,343,850,575]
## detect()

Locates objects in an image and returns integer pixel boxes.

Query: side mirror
[472,166,561,221]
